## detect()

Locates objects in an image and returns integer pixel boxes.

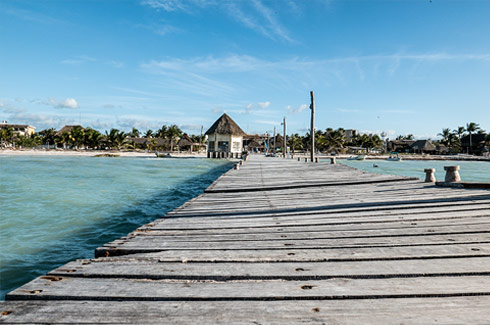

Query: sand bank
[0,149,207,158]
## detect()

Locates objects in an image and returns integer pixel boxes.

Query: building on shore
[461,133,488,155]
[410,140,436,154]
[205,113,246,158]
[0,121,36,136]
[56,125,83,136]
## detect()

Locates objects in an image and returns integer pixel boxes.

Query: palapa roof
[461,133,487,146]
[0,123,35,129]
[273,134,284,145]
[410,140,436,151]
[177,134,194,146]
[205,114,246,136]
[247,139,260,148]
[57,125,83,136]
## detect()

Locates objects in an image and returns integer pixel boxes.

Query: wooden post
[444,166,461,182]
[424,168,436,182]
[310,91,315,163]
[273,126,276,153]
[282,117,286,158]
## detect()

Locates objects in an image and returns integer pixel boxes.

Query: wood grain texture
[4,155,490,323]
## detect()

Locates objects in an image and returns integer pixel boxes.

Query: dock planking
[2,155,490,323]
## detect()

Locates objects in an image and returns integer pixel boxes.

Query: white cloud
[141,0,189,12]
[258,101,271,109]
[61,55,96,65]
[106,60,124,68]
[180,124,202,132]
[56,98,79,109]
[255,119,280,126]
[336,108,361,113]
[142,0,294,42]
[286,104,307,114]
[212,106,223,114]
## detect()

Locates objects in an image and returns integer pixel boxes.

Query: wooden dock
[2,155,490,323]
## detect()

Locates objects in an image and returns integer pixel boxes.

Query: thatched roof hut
[205,113,246,136]
[177,134,194,147]
[56,125,83,136]
[410,140,436,153]
[205,114,245,154]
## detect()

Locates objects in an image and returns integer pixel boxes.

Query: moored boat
[347,155,366,161]
[387,152,402,161]
[155,152,172,158]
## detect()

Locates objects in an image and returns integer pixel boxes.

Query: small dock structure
[2,155,490,323]
[206,113,246,159]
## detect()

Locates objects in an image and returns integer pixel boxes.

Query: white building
[205,113,246,158]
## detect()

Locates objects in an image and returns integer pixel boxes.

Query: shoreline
[1,149,489,161]
[0,149,207,158]
[295,154,490,162]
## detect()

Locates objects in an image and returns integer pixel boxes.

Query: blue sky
[1,0,489,139]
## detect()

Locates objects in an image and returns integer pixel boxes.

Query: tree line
[0,124,205,151]
[286,128,383,154]
[436,122,489,153]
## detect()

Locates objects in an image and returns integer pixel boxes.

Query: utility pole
[281,117,286,158]
[200,125,203,152]
[310,91,315,162]
[273,126,276,153]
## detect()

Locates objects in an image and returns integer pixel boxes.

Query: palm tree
[438,128,452,146]
[454,126,465,140]
[166,124,182,152]
[104,129,127,149]
[0,126,14,147]
[465,122,481,154]
[287,133,303,154]
[84,127,102,149]
[128,127,140,138]
[155,125,168,139]
[39,128,57,147]
[70,126,85,149]
[323,128,345,153]
[56,132,72,149]
[144,129,153,138]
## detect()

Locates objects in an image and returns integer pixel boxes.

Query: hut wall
[207,134,243,153]
[231,135,243,153]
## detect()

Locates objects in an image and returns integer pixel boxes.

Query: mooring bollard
[424,168,436,182]
[234,163,240,170]
[444,165,461,182]
[239,160,243,166]
[315,157,319,163]
[297,157,300,161]
[330,157,336,164]
[304,158,308,162]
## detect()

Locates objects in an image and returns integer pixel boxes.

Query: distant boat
[155,152,172,158]
[387,152,402,161]
[347,155,366,161]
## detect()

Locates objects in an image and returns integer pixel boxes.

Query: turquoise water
[340,159,490,182]
[0,156,232,299]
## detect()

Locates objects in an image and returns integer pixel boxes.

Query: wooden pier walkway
[2,155,490,323]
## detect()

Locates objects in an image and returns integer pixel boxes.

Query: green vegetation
[0,124,186,151]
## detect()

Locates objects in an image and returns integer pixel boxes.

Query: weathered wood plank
[2,297,490,324]
[7,276,490,301]
[48,257,490,280]
[100,242,490,262]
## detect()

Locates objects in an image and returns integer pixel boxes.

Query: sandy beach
[0,149,207,158]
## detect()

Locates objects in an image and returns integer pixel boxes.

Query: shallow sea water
[340,159,490,183]
[0,155,232,299]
